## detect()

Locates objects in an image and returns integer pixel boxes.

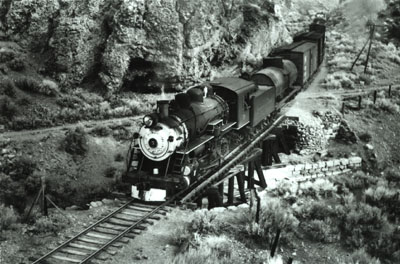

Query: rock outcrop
[1,0,338,93]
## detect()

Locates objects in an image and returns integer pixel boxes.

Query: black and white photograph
[0,0,399,263]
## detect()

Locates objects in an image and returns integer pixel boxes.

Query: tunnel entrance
[122,58,161,93]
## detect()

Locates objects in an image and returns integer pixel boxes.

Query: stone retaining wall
[262,157,362,187]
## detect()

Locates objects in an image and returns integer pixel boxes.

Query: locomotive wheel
[207,187,223,209]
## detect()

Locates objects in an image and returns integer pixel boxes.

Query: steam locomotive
[123,23,326,201]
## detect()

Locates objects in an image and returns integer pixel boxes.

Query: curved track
[32,200,170,264]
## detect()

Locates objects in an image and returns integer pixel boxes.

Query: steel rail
[79,200,172,263]
[31,199,136,264]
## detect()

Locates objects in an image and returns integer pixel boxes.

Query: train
[123,22,326,201]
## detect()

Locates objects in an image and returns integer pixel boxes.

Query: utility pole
[364,24,376,73]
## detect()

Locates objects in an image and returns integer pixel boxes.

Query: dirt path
[0,116,142,142]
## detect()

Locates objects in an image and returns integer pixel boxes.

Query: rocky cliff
[0,0,337,93]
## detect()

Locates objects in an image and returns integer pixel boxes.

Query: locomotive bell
[157,100,169,119]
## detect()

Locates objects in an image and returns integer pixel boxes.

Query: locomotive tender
[124,23,326,201]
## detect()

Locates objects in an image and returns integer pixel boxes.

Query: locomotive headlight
[143,115,154,127]
[183,166,191,176]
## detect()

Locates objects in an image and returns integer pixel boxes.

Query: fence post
[255,190,261,224]
[389,85,392,98]
[270,228,281,257]
[228,177,234,204]
[341,102,345,115]
[41,176,48,216]
[373,90,377,104]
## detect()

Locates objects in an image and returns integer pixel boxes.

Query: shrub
[346,248,381,264]
[16,97,31,106]
[297,179,337,198]
[56,95,83,108]
[340,197,388,249]
[0,50,15,63]
[0,204,18,230]
[384,168,400,186]
[29,213,69,234]
[11,116,34,131]
[7,57,25,71]
[358,73,372,85]
[15,77,41,93]
[294,200,343,221]
[39,79,59,96]
[302,219,340,243]
[115,153,125,162]
[172,243,234,264]
[104,167,117,178]
[0,173,29,212]
[376,98,399,113]
[63,127,89,156]
[189,209,222,235]
[366,227,400,262]
[247,197,299,242]
[0,96,19,120]
[359,132,372,142]
[8,156,37,181]
[365,186,400,221]
[91,125,112,137]
[0,78,16,97]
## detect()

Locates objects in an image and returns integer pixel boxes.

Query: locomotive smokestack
[157,100,169,119]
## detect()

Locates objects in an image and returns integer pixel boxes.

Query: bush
[0,50,15,63]
[7,57,25,71]
[247,197,299,242]
[359,132,372,142]
[104,167,117,178]
[91,125,112,137]
[29,213,69,234]
[0,204,18,230]
[115,153,125,162]
[16,97,31,106]
[40,79,59,96]
[346,248,381,264]
[63,127,89,156]
[0,78,16,97]
[56,95,84,108]
[8,156,37,181]
[189,210,222,235]
[302,219,340,243]
[294,200,343,221]
[384,168,400,186]
[0,96,19,120]
[340,197,388,249]
[15,77,41,93]
[365,186,400,221]
[376,98,399,114]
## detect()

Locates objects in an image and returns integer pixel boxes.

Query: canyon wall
[0,0,338,93]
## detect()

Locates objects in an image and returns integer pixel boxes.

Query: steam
[160,84,167,100]
[342,0,386,37]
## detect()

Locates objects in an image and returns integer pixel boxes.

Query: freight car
[123,22,326,201]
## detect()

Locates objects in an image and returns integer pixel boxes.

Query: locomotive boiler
[124,22,326,201]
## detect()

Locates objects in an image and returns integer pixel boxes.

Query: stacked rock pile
[335,120,358,144]
[281,111,343,155]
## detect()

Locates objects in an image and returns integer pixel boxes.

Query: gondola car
[123,22,326,201]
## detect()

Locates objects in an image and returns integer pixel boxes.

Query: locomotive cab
[210,77,257,129]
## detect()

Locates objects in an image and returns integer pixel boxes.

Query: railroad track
[32,200,171,264]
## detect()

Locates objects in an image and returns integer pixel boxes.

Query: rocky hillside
[0,0,338,94]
